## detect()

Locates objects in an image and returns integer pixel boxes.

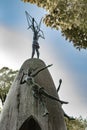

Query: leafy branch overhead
[22,0,87,50]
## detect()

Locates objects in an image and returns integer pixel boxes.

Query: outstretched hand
[47,64,53,68]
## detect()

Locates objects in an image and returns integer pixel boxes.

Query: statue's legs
[31,45,35,58]
[36,48,39,58]
[31,43,39,58]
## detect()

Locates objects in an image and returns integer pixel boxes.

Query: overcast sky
[0,0,87,118]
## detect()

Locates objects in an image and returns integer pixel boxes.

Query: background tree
[22,0,87,50]
[65,116,87,130]
[0,67,18,105]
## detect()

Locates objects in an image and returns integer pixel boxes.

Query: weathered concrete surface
[0,58,67,130]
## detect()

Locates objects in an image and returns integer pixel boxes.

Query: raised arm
[39,88,68,104]
[38,29,45,39]
[57,79,62,92]
[31,64,53,77]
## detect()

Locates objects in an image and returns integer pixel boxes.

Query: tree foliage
[22,0,87,50]
[65,116,87,130]
[0,67,18,104]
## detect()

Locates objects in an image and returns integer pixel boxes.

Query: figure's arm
[57,79,62,92]
[63,110,75,120]
[39,88,68,104]
[31,64,53,77]
[32,18,36,32]
[38,30,45,39]
[56,79,69,104]
[27,25,33,30]
[27,18,36,32]
[38,34,45,39]
[20,72,26,84]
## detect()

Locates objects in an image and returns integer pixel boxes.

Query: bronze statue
[20,65,68,116]
[25,11,45,58]
[20,65,52,116]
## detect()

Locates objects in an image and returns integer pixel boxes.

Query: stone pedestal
[0,58,67,130]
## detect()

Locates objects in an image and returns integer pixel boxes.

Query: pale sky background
[0,0,87,118]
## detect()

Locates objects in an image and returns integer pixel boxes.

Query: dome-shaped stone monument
[0,58,67,130]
